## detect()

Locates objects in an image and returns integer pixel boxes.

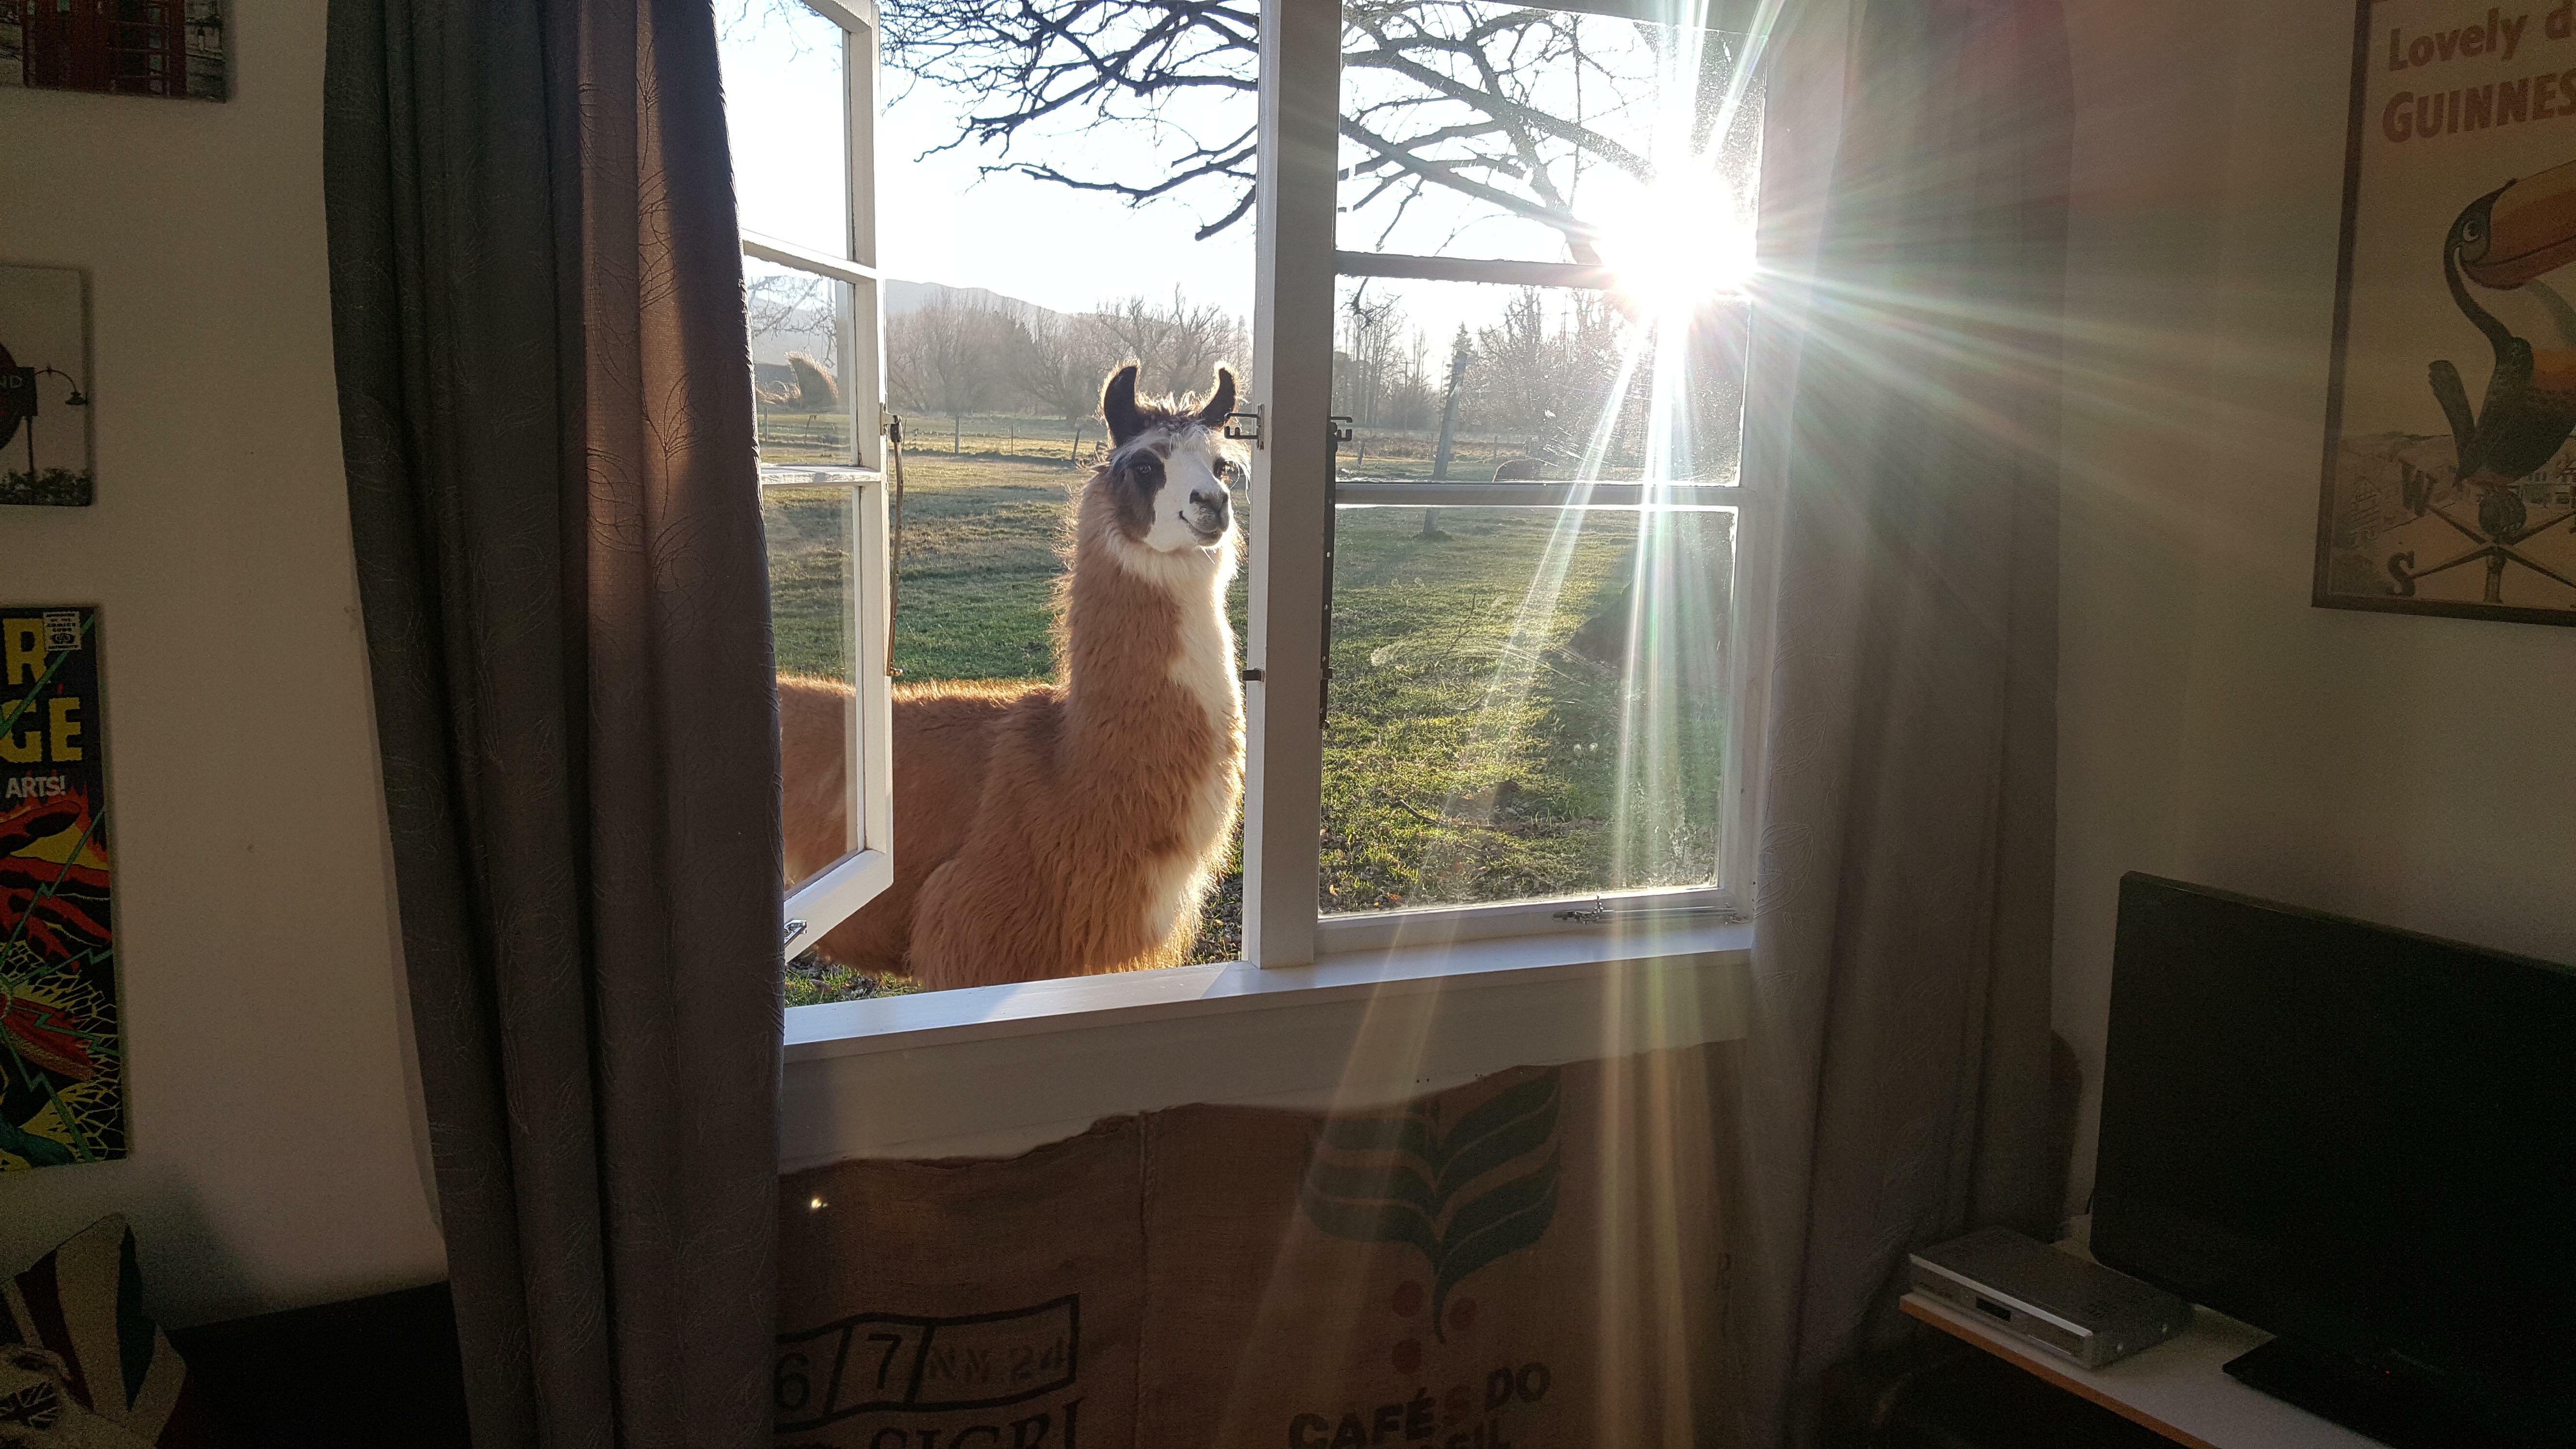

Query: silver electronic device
[1907,1226,2193,1369]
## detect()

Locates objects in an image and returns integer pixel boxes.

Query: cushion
[0,1215,222,1447]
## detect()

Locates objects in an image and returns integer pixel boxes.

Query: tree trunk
[953,413,962,453]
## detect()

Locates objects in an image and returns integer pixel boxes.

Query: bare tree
[746,270,841,375]
[1015,311,1123,463]
[886,0,1262,239]
[1158,288,1247,399]
[883,0,1752,263]
[1090,289,1246,398]
[888,301,1019,452]
[1093,294,1180,394]
[1333,283,1421,431]
[1469,287,1624,461]
[1474,288,1554,448]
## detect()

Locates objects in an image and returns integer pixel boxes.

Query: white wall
[0,1,445,1324]
[2055,0,2576,1210]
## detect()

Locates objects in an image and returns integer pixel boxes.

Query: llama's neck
[1061,526,1241,753]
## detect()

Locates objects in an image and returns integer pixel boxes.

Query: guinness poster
[2319,0,2576,623]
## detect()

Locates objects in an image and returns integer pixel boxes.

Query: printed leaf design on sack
[1298,1070,1562,1339]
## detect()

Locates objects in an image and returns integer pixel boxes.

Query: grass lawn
[767,419,1730,1005]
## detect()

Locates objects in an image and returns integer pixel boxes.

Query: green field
[767,422,1730,1005]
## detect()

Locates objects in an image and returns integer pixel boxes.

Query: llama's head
[1093,363,1243,565]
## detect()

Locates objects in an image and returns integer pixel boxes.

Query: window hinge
[1224,407,1264,448]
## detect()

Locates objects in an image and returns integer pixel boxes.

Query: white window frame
[725,0,899,958]
[765,0,1859,1171]
[1242,0,1775,966]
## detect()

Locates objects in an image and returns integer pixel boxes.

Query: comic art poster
[0,607,122,1170]
[2319,0,2576,623]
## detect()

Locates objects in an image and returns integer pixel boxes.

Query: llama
[779,362,1246,990]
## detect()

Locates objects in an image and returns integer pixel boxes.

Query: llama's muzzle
[1184,486,1232,543]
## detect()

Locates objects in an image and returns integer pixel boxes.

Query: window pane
[768,482,861,893]
[1320,502,1733,916]
[748,258,859,466]
[718,0,851,259]
[1339,2,1763,270]
[1331,277,1746,483]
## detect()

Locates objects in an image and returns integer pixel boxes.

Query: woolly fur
[780,366,1247,988]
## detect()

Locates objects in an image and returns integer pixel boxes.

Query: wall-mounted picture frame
[0,265,94,508]
[2317,0,2576,625]
[0,605,126,1172]
[0,0,226,101]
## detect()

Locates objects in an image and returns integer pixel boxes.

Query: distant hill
[748,278,1063,373]
[885,278,1063,325]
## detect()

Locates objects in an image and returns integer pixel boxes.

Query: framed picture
[0,265,93,508]
[2318,0,2576,625]
[0,0,226,100]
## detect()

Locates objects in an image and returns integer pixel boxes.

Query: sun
[1591,164,1758,323]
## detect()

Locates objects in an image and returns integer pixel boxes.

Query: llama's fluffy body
[780,368,1245,990]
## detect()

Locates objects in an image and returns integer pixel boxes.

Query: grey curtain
[1724,0,2072,1442]
[323,0,785,1444]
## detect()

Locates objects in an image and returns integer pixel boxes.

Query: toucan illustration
[2430,160,2576,538]
[2402,162,2576,603]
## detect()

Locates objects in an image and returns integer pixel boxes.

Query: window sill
[779,920,1753,1167]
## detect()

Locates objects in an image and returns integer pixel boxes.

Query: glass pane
[717,0,851,259]
[1339,1,1763,272]
[748,257,859,465]
[767,482,861,897]
[1331,277,1746,483]
[1320,502,1734,915]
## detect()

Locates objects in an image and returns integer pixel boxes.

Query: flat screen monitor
[2094,874,2576,1444]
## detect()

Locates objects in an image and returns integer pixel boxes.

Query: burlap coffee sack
[776,1117,1143,1449]
[1136,1049,1731,1448]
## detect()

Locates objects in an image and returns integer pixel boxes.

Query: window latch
[1224,408,1263,447]
[1328,415,1354,446]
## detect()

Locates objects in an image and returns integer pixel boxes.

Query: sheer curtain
[1723,0,2074,1442]
[323,0,784,1443]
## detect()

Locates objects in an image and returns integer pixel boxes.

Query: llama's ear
[1102,363,1145,446]
[1194,366,1239,430]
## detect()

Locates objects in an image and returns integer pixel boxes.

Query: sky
[715,0,1762,371]
[717,0,1255,322]
[875,79,1259,321]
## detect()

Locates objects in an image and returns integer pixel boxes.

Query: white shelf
[1901,1290,2388,1449]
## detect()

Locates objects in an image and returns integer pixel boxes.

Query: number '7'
[868,1331,906,1391]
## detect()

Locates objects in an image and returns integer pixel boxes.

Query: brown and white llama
[778,363,1246,990]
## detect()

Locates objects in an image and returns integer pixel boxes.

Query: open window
[748,0,1775,1014]
[1245,0,1771,962]
[716,0,897,958]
